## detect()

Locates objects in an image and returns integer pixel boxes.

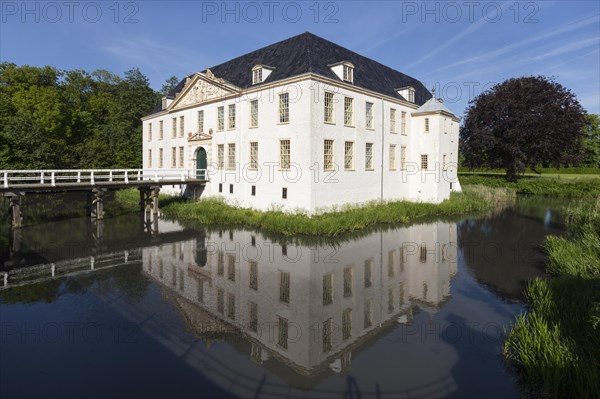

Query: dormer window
[252,68,262,84]
[329,61,355,84]
[252,64,274,85]
[397,86,416,103]
[343,64,353,83]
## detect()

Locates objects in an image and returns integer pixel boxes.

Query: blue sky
[1,1,599,116]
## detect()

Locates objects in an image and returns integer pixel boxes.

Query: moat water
[0,194,568,398]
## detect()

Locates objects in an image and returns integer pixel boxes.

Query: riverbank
[504,198,600,398]
[150,185,514,236]
[460,174,600,197]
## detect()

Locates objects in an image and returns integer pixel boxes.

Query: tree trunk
[506,164,518,182]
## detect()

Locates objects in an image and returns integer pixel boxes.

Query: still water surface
[0,196,566,398]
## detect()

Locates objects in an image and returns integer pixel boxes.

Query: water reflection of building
[142,223,457,377]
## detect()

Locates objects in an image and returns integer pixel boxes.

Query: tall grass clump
[160,185,514,237]
[504,197,600,398]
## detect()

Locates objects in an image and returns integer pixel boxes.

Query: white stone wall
[142,76,460,212]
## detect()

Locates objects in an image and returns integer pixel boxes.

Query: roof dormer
[252,64,274,84]
[329,61,354,84]
[397,86,415,103]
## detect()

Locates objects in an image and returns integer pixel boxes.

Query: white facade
[142,58,460,213]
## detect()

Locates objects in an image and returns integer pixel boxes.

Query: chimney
[162,96,173,110]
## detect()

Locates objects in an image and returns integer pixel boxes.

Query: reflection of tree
[0,263,150,305]
[458,204,563,301]
[0,279,63,304]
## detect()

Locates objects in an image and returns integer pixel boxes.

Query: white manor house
[142,32,460,213]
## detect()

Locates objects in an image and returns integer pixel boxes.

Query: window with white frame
[323,318,333,352]
[249,301,257,331]
[390,108,397,133]
[425,118,430,133]
[344,97,353,126]
[249,142,258,170]
[279,139,290,170]
[407,88,415,103]
[172,118,177,138]
[324,92,334,123]
[197,110,204,133]
[250,100,258,128]
[389,144,396,170]
[324,139,334,171]
[401,111,407,135]
[279,93,289,123]
[179,116,184,137]
[249,262,258,290]
[342,308,352,340]
[421,154,428,170]
[217,144,224,169]
[228,143,236,169]
[148,149,152,167]
[279,271,290,303]
[278,316,288,348]
[228,104,236,129]
[217,106,224,131]
[343,64,353,83]
[323,273,333,305]
[159,120,164,140]
[365,143,374,170]
[344,141,354,170]
[366,102,374,129]
[171,147,177,168]
[179,146,184,168]
[148,123,152,141]
[252,68,262,84]
[343,267,353,298]
[159,148,163,168]
[364,259,373,288]
[400,146,407,170]
[364,298,373,328]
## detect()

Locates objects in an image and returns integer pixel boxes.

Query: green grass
[504,198,600,398]
[460,174,600,197]
[459,167,600,176]
[156,185,515,237]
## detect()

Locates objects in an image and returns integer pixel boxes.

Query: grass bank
[460,174,600,197]
[154,185,515,237]
[459,167,600,176]
[504,198,600,398]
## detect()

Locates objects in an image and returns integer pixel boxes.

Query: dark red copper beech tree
[460,76,587,181]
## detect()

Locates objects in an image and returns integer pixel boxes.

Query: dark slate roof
[150,32,431,115]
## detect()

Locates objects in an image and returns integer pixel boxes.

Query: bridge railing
[1,169,207,188]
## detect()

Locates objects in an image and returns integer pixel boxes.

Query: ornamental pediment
[188,131,213,142]
[170,71,238,109]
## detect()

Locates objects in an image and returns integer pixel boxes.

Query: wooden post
[152,212,159,237]
[8,194,23,228]
[152,186,160,215]
[91,189,105,220]
[139,188,145,212]
[9,226,21,256]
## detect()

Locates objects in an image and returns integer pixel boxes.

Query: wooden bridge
[1,169,207,228]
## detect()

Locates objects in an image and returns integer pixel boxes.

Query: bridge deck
[1,169,207,194]
[0,179,206,193]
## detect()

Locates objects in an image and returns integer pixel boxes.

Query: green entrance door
[196,147,207,180]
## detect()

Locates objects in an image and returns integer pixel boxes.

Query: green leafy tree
[581,114,600,167]
[160,75,179,96]
[460,76,587,181]
[0,62,158,169]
